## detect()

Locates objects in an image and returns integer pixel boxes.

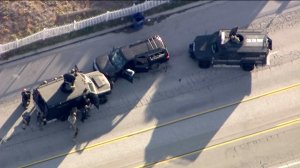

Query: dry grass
[0,0,133,44]
[0,1,197,60]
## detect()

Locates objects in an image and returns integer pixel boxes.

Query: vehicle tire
[190,53,195,59]
[59,115,68,121]
[109,76,117,88]
[198,60,211,69]
[110,76,117,82]
[189,44,195,59]
[99,95,108,104]
[241,63,255,71]
[151,63,160,70]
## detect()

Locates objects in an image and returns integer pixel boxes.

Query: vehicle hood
[95,55,119,77]
[194,35,211,51]
[193,34,216,58]
[85,71,111,94]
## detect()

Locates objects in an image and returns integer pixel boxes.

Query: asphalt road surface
[0,1,300,168]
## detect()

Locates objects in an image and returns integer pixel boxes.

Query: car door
[134,56,150,72]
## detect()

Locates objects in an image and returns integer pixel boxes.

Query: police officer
[68,108,77,130]
[21,88,31,109]
[230,35,240,44]
[85,98,91,117]
[22,112,31,130]
[81,105,91,122]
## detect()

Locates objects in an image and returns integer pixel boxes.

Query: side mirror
[122,69,135,83]
[267,37,272,50]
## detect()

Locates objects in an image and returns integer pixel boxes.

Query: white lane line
[278,160,300,168]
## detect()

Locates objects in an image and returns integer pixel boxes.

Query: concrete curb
[0,1,213,66]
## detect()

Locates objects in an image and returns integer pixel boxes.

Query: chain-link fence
[0,0,169,55]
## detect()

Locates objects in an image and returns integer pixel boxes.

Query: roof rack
[147,37,157,49]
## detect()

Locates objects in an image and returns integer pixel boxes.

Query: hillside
[0,1,133,44]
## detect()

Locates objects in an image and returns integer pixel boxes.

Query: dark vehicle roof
[36,74,88,108]
[120,35,166,60]
[193,28,269,56]
[218,29,269,53]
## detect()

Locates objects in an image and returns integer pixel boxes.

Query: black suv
[93,35,170,82]
[189,27,272,71]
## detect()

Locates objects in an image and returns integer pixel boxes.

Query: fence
[0,0,169,55]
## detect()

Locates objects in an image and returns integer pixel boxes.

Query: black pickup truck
[93,35,170,83]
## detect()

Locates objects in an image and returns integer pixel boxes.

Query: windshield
[87,82,96,93]
[110,48,126,70]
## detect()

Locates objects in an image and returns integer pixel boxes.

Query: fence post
[43,28,46,40]
[131,3,135,14]
[16,38,19,48]
[106,11,110,22]
[73,20,77,30]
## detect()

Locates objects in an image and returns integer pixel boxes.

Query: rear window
[149,51,166,61]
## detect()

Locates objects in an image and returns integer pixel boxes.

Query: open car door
[134,57,150,72]
[267,37,272,50]
[121,69,135,83]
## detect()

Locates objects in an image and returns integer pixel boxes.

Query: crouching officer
[22,112,31,130]
[81,105,91,122]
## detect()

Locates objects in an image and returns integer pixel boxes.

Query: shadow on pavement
[142,1,270,167]
[275,0,290,14]
[143,68,251,167]
[0,53,158,168]
[0,104,23,143]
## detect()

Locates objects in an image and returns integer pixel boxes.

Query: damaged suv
[94,35,170,83]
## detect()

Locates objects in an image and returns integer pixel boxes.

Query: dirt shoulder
[0,1,133,44]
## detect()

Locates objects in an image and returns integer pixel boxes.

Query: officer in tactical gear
[230,35,241,44]
[68,108,77,130]
[21,88,31,109]
[22,112,31,130]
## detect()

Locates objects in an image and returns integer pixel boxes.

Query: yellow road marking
[20,83,300,168]
[276,118,300,127]
[138,118,300,168]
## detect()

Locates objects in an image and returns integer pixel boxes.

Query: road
[0,1,300,168]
